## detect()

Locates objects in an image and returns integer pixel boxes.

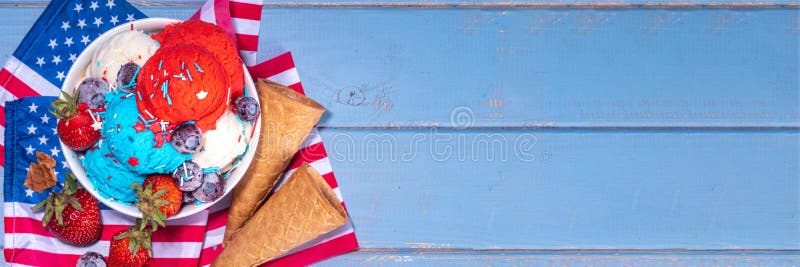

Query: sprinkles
[225,87,231,106]
[143,109,154,119]
[158,60,163,70]
[202,167,220,173]
[183,163,189,181]
[194,62,203,73]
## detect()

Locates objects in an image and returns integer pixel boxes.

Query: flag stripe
[199,0,216,24]
[207,209,229,230]
[3,57,60,97]
[4,248,202,267]
[213,0,237,41]
[266,232,359,267]
[240,50,258,67]
[0,106,6,127]
[247,52,296,80]
[236,34,260,51]
[5,233,204,258]
[301,128,324,149]
[0,69,42,99]
[231,18,261,36]
[5,202,208,226]
[288,82,306,94]
[322,172,341,193]
[231,0,265,6]
[5,217,207,242]
[286,142,329,171]
[230,2,263,21]
[266,68,301,88]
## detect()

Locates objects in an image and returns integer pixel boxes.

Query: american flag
[2,0,358,265]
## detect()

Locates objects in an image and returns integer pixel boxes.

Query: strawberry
[132,174,183,230]
[51,91,101,151]
[108,220,151,267]
[31,173,102,246]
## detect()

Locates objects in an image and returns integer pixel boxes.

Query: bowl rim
[59,17,261,220]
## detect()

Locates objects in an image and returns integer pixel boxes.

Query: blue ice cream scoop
[83,144,144,203]
[101,91,191,174]
[82,91,191,204]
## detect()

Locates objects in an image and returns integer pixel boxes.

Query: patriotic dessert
[57,21,259,211]
[154,20,245,102]
[85,30,159,89]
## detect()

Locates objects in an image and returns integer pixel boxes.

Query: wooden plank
[319,250,800,266]
[0,7,797,128]
[316,129,800,249]
[254,8,800,128]
[1,1,799,7]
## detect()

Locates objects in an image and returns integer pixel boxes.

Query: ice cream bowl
[59,18,261,220]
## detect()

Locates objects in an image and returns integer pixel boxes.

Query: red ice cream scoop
[135,43,230,131]
[154,20,244,101]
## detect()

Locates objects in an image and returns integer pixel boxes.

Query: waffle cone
[212,163,348,266]
[224,79,326,242]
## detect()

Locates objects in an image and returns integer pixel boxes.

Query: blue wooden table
[1,0,799,265]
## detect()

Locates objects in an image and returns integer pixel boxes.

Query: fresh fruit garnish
[233,96,259,121]
[192,172,225,202]
[108,220,151,267]
[172,160,203,191]
[171,123,203,154]
[31,173,102,246]
[183,191,197,204]
[77,251,107,267]
[76,77,109,109]
[51,91,101,151]
[132,174,182,229]
[116,62,139,93]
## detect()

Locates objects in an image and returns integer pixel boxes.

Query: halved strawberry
[51,91,100,151]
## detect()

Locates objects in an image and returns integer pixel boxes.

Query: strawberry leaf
[54,202,66,226]
[152,189,168,198]
[66,196,83,211]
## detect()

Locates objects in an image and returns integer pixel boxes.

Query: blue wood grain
[8,7,799,129]
[2,1,799,7]
[319,250,800,266]
[0,4,797,265]
[318,129,799,249]
[254,8,800,128]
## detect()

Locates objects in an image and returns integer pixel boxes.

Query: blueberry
[192,172,225,202]
[171,123,203,154]
[116,62,139,93]
[234,96,260,121]
[76,251,106,267]
[173,160,203,191]
[183,191,197,204]
[76,77,109,109]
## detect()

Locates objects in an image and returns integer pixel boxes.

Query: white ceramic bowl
[60,18,260,219]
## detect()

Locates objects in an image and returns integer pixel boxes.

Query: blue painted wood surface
[0,2,798,265]
[319,250,800,266]
[4,1,800,6]
[257,8,800,128]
